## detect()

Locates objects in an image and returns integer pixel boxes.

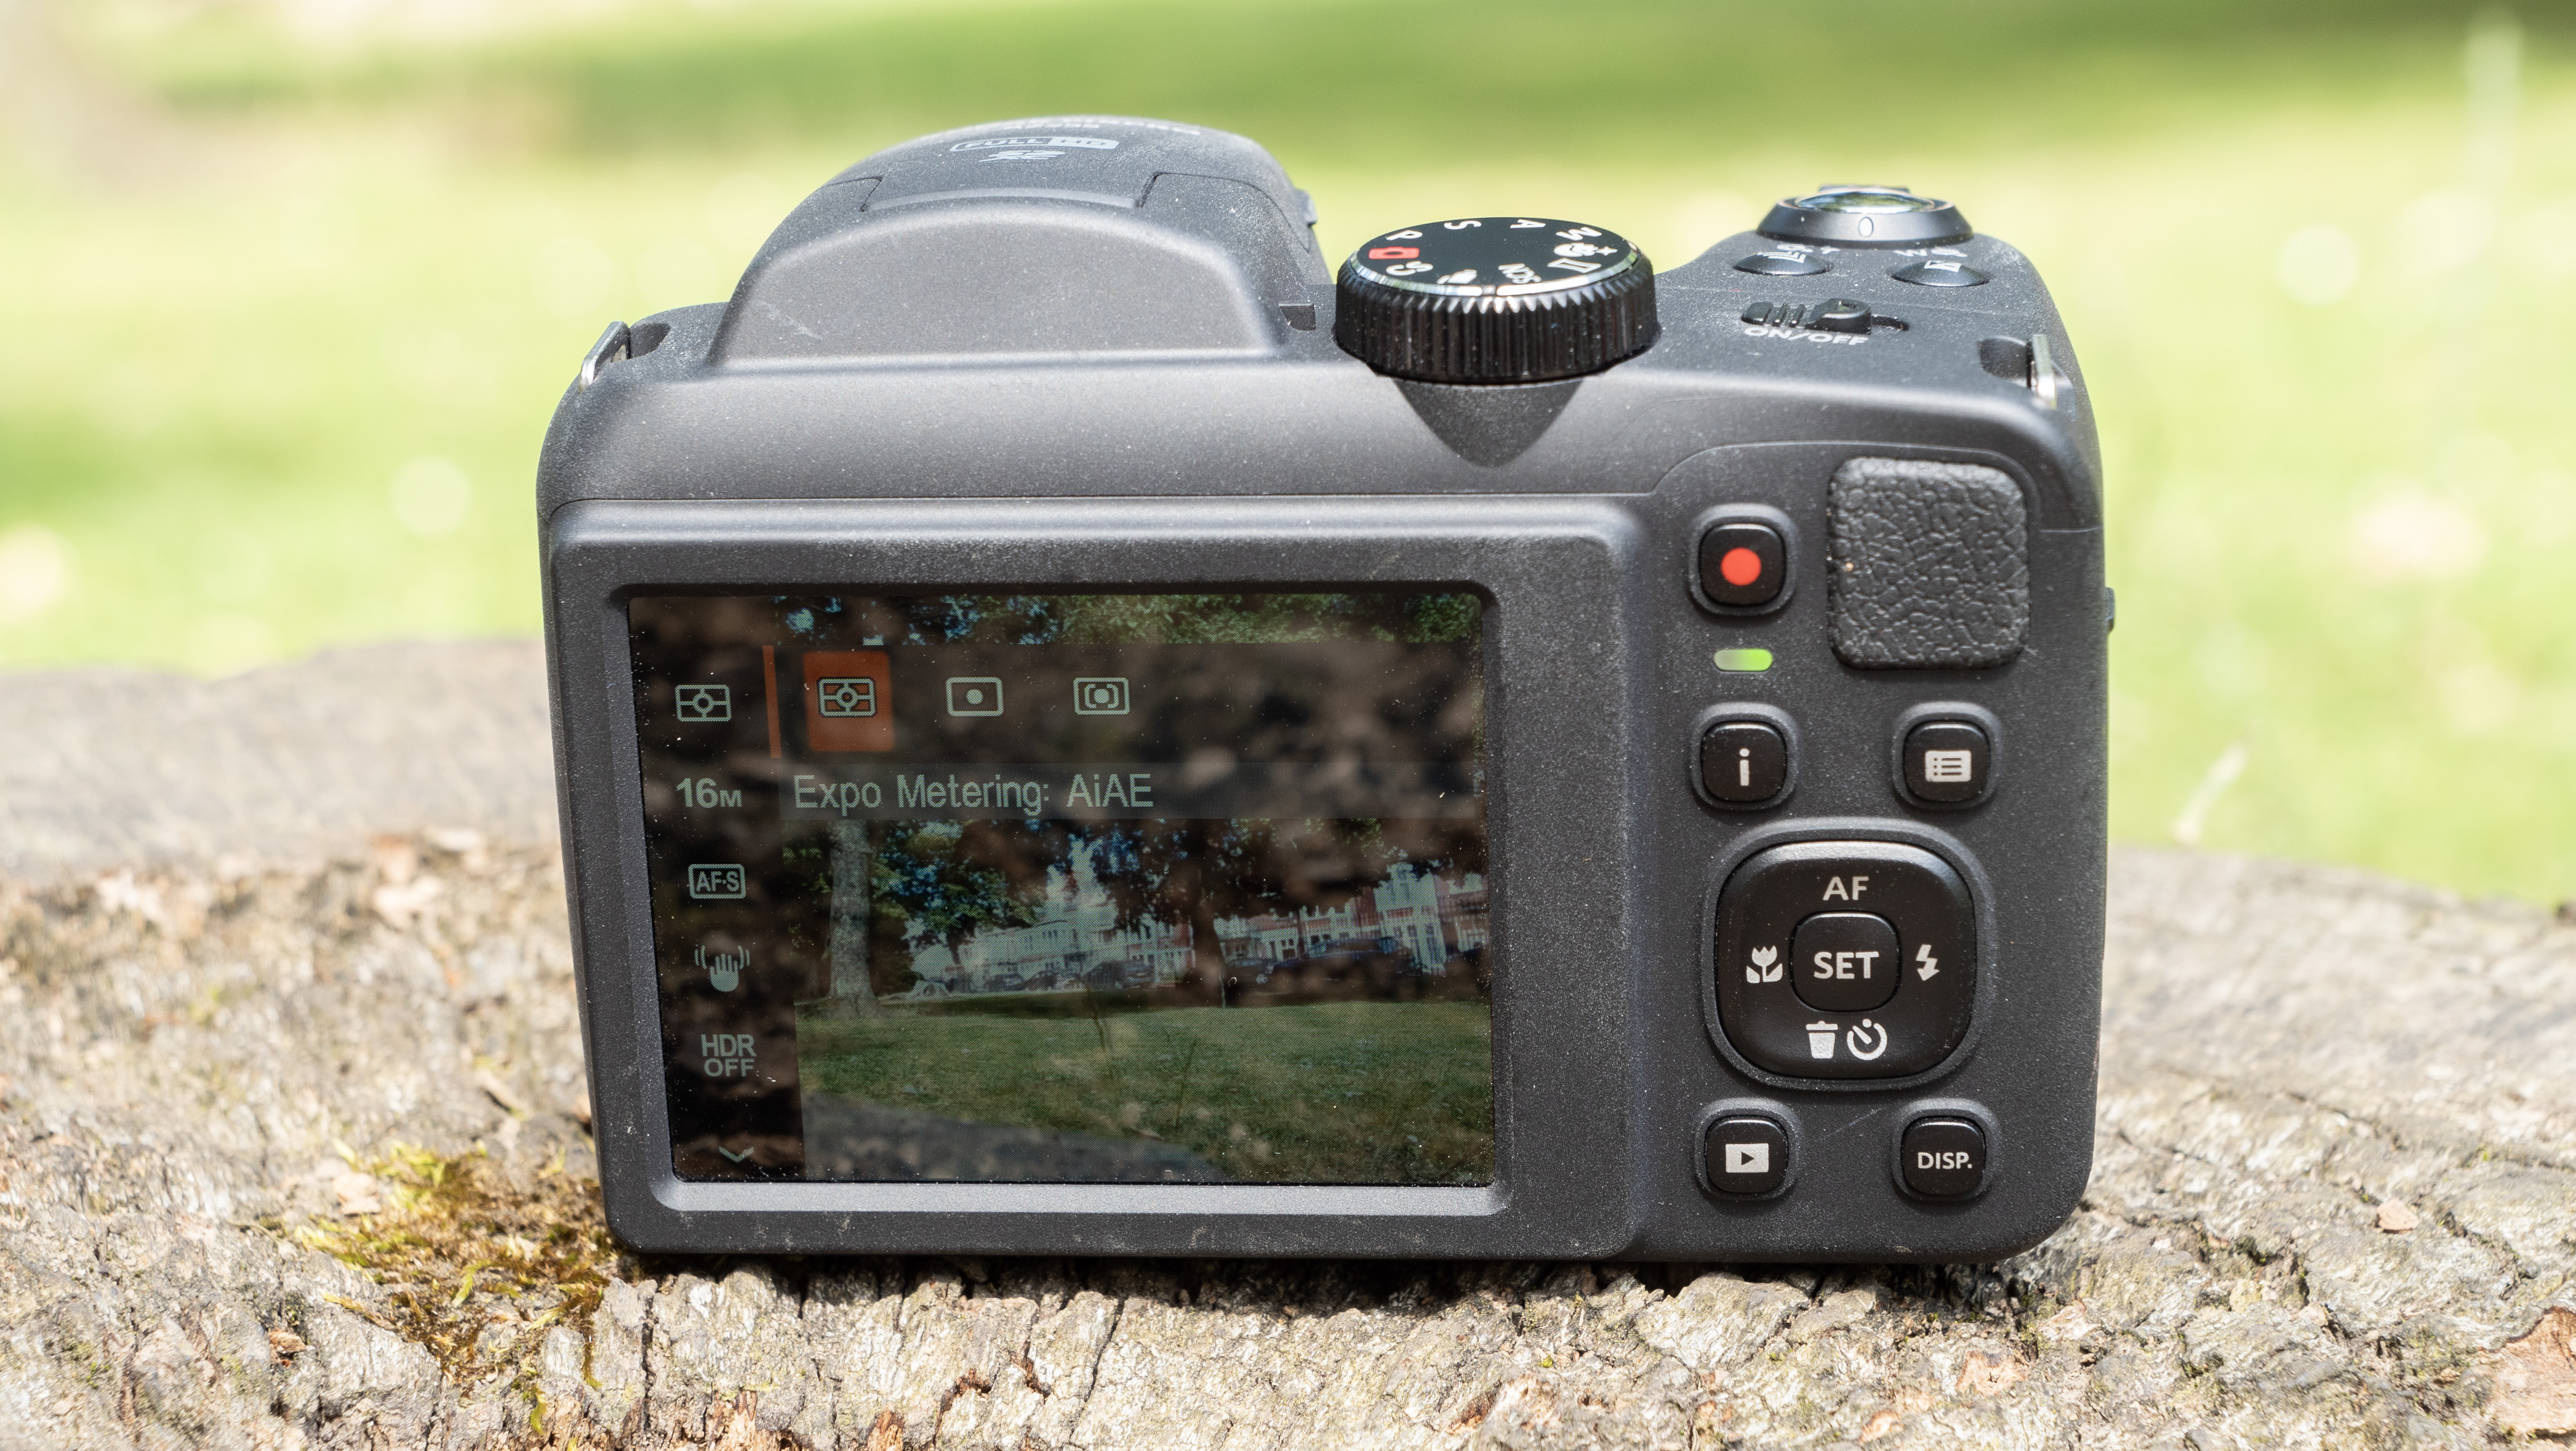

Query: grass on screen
[796,998,1494,1185]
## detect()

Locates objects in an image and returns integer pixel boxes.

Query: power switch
[1810,299,1873,334]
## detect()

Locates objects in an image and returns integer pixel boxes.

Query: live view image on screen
[626,592,1491,1186]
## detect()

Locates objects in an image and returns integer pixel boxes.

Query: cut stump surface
[1,644,2569,1449]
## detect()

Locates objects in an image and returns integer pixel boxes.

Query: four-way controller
[1714,842,1974,1079]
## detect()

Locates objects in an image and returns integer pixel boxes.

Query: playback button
[1702,1115,1792,1198]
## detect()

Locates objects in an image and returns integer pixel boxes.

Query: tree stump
[1,644,2569,1448]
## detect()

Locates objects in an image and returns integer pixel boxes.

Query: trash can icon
[1805,1021,1838,1059]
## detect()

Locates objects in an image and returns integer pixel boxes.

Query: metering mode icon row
[669,674,1140,724]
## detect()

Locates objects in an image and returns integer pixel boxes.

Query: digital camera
[538,115,2106,1261]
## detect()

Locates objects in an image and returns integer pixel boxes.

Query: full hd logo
[951,136,1120,152]
[952,135,1121,164]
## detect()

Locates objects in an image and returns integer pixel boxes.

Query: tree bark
[3,644,2571,1448]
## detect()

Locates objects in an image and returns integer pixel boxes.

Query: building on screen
[906,857,1489,995]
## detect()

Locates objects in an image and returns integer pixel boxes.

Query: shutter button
[1891,260,1988,287]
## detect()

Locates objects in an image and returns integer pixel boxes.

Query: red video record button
[1699,522,1786,608]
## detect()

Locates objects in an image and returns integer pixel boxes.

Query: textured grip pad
[1827,458,2029,669]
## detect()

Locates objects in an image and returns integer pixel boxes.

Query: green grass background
[3,0,2573,900]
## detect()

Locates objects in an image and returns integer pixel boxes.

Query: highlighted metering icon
[816,677,877,718]
[803,650,893,752]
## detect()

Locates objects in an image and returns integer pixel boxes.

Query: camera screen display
[625,592,1492,1186]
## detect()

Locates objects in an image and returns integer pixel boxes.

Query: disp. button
[1900,1118,1987,1198]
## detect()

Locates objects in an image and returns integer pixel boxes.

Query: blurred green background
[1,0,2571,901]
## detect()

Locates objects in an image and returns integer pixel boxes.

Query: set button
[1789,912,1899,1012]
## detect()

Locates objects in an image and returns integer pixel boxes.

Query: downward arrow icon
[718,1146,753,1163]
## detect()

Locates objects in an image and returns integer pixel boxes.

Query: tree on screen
[822,819,1052,1012]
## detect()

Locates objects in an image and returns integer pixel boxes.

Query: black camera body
[539,115,2105,1261]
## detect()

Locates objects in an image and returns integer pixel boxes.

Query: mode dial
[1757,186,1972,248]
[1334,217,1657,384]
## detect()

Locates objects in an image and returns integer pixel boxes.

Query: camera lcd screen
[625,593,1492,1186]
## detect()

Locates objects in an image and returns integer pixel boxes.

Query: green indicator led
[1714,647,1774,673]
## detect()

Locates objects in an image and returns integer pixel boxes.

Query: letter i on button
[1702,722,1787,804]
